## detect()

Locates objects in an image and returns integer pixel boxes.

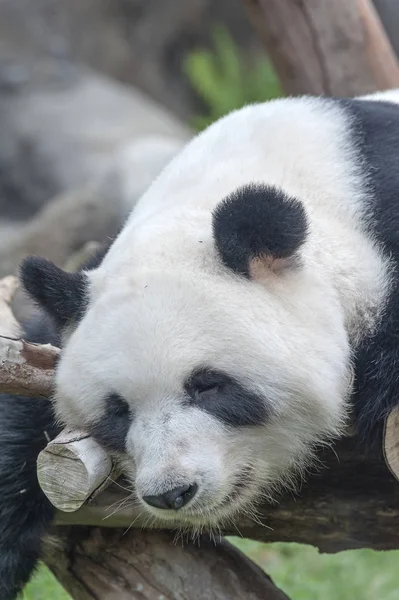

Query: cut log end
[383,405,399,481]
[37,430,120,512]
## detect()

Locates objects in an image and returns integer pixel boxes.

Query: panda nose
[142,483,198,510]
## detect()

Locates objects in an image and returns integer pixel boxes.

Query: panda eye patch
[89,393,132,452]
[184,368,269,427]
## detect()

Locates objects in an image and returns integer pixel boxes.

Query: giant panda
[2,90,399,598]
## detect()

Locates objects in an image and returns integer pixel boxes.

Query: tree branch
[241,0,399,96]
[0,275,59,398]
[43,528,290,600]
[0,335,58,398]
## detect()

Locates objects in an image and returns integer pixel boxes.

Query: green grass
[24,542,399,600]
[231,540,399,600]
[22,565,70,600]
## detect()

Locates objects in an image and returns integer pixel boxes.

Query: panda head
[21,183,351,528]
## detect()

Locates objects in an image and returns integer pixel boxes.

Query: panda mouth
[138,466,257,526]
[174,465,257,523]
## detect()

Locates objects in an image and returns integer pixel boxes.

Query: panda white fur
[2,90,399,598]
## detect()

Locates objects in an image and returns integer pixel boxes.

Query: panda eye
[194,382,219,397]
[184,368,269,427]
[195,379,221,394]
[185,369,226,400]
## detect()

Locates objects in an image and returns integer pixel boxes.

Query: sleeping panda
[2,89,399,598]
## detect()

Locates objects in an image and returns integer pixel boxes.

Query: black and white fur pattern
[2,90,399,598]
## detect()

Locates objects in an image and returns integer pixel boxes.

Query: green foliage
[183,25,282,131]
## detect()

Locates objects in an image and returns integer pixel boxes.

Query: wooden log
[37,430,122,512]
[0,274,59,397]
[43,527,290,600]
[241,0,399,96]
[0,335,58,398]
[383,405,399,481]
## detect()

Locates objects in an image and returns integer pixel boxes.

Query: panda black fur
[2,91,399,598]
[0,315,60,600]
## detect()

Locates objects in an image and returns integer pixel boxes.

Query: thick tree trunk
[242,0,399,96]
[43,528,289,600]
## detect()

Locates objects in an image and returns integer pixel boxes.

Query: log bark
[0,274,59,397]
[43,528,289,600]
[242,0,399,96]
[0,335,58,397]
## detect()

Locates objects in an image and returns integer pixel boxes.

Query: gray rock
[0,67,189,221]
[0,133,187,277]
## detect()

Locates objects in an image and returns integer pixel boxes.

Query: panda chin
[140,497,251,529]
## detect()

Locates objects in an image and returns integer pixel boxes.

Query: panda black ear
[212,184,308,278]
[20,256,88,329]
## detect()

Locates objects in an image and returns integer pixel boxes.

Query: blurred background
[1,1,399,598]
